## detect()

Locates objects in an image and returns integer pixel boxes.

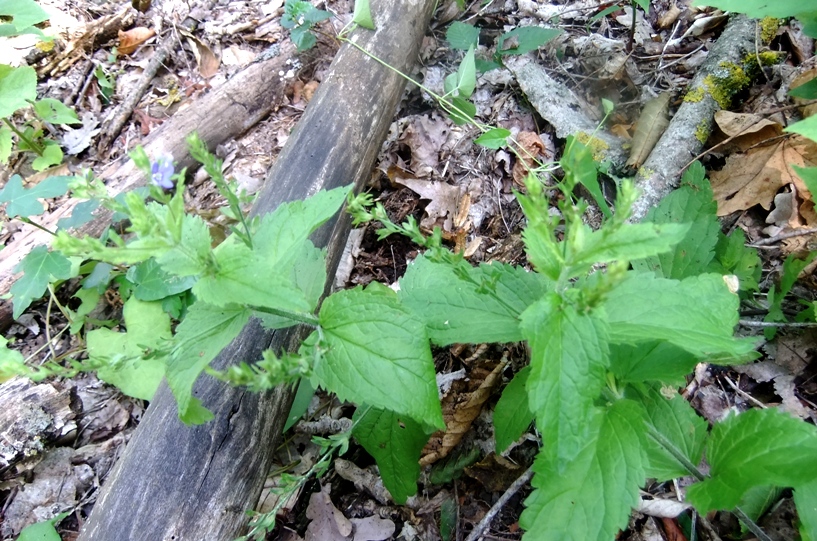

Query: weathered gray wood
[78,1,436,539]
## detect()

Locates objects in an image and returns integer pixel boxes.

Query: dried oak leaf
[712,111,782,153]
[400,115,449,178]
[512,131,546,186]
[391,168,462,231]
[710,133,817,215]
[118,27,155,55]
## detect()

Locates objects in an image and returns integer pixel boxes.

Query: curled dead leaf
[118,27,155,55]
[511,131,546,186]
[626,93,670,168]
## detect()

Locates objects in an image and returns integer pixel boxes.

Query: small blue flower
[151,155,175,190]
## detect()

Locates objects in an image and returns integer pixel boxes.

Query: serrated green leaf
[520,293,609,468]
[166,301,250,423]
[0,174,70,218]
[633,162,720,279]
[497,26,561,56]
[631,384,708,481]
[611,341,698,385]
[399,255,551,345]
[687,408,817,512]
[475,128,510,149]
[33,98,79,125]
[352,0,374,29]
[604,272,758,359]
[256,242,326,329]
[127,258,197,301]
[446,21,480,51]
[708,228,760,293]
[31,142,63,171]
[316,283,443,429]
[156,214,212,276]
[785,114,817,140]
[0,64,36,117]
[88,297,169,400]
[562,136,611,217]
[353,406,429,504]
[10,245,74,319]
[494,366,533,453]
[794,478,817,541]
[693,0,816,18]
[520,399,647,541]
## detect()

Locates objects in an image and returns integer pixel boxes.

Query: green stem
[248,305,319,327]
[18,216,57,236]
[3,117,44,155]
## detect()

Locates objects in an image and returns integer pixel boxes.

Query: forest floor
[1,0,817,540]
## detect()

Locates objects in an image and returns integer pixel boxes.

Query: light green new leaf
[17,519,62,541]
[687,408,817,512]
[520,399,647,541]
[494,366,534,453]
[475,128,510,149]
[604,272,758,359]
[0,126,12,163]
[156,214,212,277]
[795,165,817,200]
[693,0,816,18]
[352,0,374,29]
[794,478,817,541]
[192,239,310,314]
[31,141,63,171]
[708,228,761,293]
[444,46,476,99]
[88,297,170,400]
[353,406,429,504]
[610,341,698,385]
[520,293,609,468]
[127,258,197,301]
[631,384,708,481]
[256,242,326,329]
[399,255,551,345]
[0,336,26,382]
[316,283,443,429]
[497,26,561,56]
[10,245,74,319]
[0,0,49,35]
[67,287,100,334]
[446,96,476,125]
[0,65,36,117]
[633,162,720,279]
[166,301,250,423]
[561,136,611,217]
[785,115,817,141]
[0,174,70,218]
[446,21,480,51]
[33,98,80,125]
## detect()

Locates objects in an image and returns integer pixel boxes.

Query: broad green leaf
[31,142,63,171]
[353,406,429,504]
[33,98,79,125]
[444,46,476,99]
[785,115,817,141]
[604,272,758,359]
[316,283,443,429]
[520,399,647,541]
[497,26,561,56]
[494,366,534,453]
[0,335,26,382]
[256,242,326,329]
[633,0,650,12]
[192,239,310,314]
[474,128,510,149]
[127,258,197,301]
[285,379,315,431]
[795,165,817,199]
[610,341,698,385]
[57,199,100,230]
[0,126,11,162]
[88,297,170,400]
[17,519,62,541]
[631,384,707,481]
[561,136,611,217]
[10,245,74,319]
[0,0,49,35]
[166,301,250,423]
[446,21,480,51]
[0,65,36,117]
[687,408,817,512]
[794,478,817,541]
[0,174,70,218]
[399,255,551,345]
[738,485,781,534]
[693,0,816,18]
[67,287,100,334]
[520,293,609,467]
[708,228,760,293]
[156,214,212,277]
[633,162,720,279]
[447,96,476,125]
[790,78,817,99]
[352,0,374,29]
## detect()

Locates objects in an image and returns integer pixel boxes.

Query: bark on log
[0,42,294,332]
[77,1,435,539]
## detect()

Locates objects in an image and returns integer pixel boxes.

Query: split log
[77,0,436,539]
[0,41,294,332]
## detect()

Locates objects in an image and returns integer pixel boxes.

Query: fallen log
[77,0,435,539]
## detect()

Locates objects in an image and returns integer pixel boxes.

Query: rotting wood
[0,41,295,332]
[77,0,436,539]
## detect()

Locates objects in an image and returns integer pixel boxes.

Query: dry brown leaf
[400,115,449,177]
[117,27,155,55]
[304,484,353,541]
[420,360,505,466]
[391,170,462,231]
[710,134,817,215]
[512,131,546,185]
[626,93,670,168]
[712,110,783,152]
[303,80,320,103]
[464,453,523,492]
[184,34,220,78]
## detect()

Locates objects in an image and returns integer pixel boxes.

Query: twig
[464,466,534,541]
[739,320,817,328]
[750,226,817,247]
[722,375,767,409]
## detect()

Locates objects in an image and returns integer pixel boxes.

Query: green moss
[684,87,705,103]
[695,120,710,144]
[760,17,781,44]
[703,62,751,109]
[575,131,609,161]
[743,50,784,78]
[637,166,655,178]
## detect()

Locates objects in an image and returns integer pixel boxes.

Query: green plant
[280,0,332,51]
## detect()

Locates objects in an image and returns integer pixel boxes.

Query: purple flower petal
[151,155,175,189]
